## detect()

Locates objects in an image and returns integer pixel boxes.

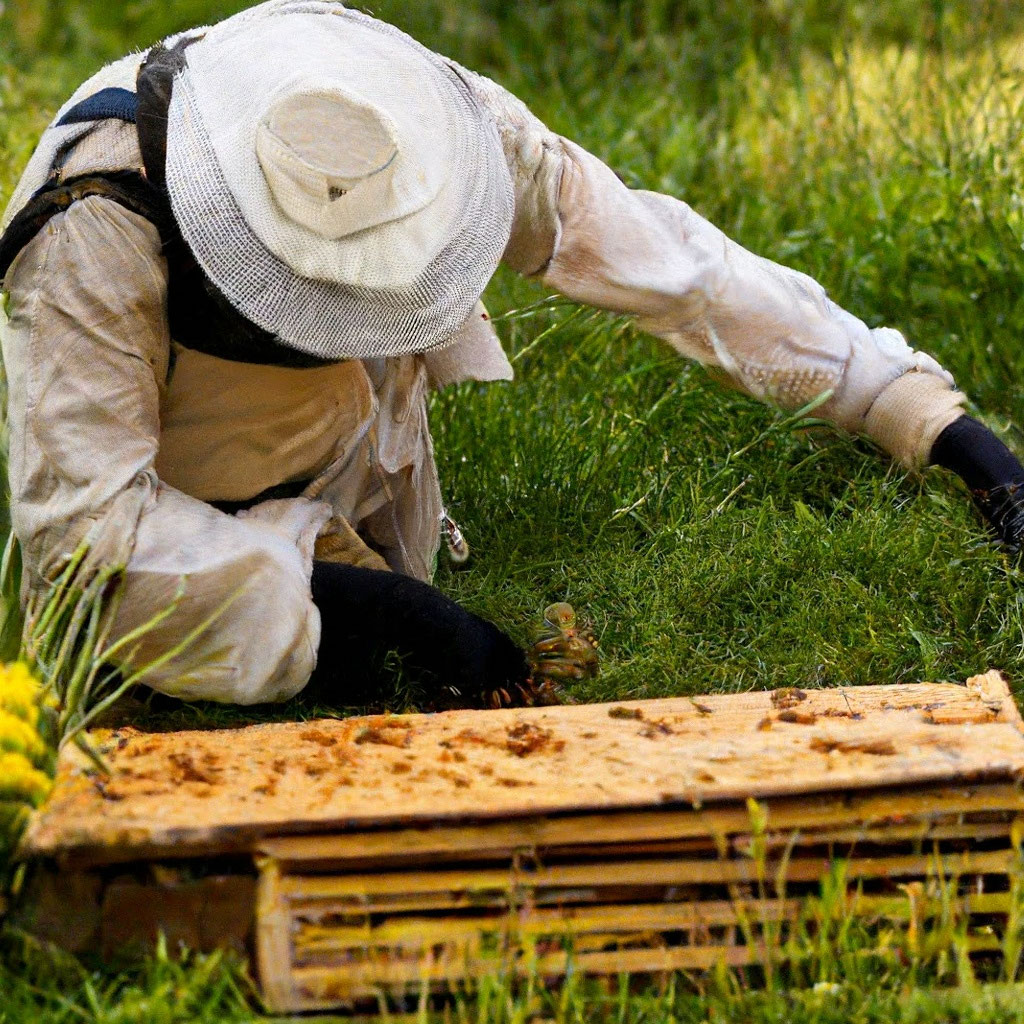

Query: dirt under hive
[18,670,1024,1013]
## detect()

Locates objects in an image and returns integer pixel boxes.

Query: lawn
[4,0,1024,1019]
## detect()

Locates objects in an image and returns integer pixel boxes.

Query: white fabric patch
[255,88,409,239]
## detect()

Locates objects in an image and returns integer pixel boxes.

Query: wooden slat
[26,674,1024,862]
[291,942,768,1004]
[256,784,1024,870]
[287,931,1009,1008]
[44,779,1024,871]
[279,847,1016,904]
[254,857,296,1012]
[262,816,1019,872]
[290,887,1019,960]
[291,898,804,954]
[290,889,513,916]
[731,820,1016,852]
[291,933,1013,1005]
[284,877,1017,920]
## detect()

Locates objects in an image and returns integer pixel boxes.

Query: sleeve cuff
[863,370,966,470]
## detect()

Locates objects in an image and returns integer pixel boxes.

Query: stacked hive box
[20,671,1024,1012]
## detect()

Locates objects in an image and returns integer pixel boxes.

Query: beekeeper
[1,0,1020,706]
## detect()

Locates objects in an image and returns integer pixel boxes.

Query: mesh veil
[164,3,515,360]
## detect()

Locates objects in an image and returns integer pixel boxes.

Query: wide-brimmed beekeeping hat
[163,1,514,360]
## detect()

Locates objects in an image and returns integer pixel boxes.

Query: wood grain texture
[18,673,1024,1013]
[23,672,1024,862]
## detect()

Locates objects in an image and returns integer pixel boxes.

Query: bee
[440,510,469,564]
[477,603,600,710]
[532,602,599,677]
[517,602,598,706]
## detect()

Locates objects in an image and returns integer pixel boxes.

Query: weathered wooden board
[23,671,1024,864]
[254,780,1024,1009]
[18,671,1024,1013]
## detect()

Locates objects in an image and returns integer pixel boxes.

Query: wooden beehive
[18,671,1024,1013]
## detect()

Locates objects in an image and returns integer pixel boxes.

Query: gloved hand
[930,415,1024,550]
[307,560,530,708]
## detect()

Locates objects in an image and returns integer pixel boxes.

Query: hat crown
[163,1,515,359]
[256,88,405,239]
[264,90,397,182]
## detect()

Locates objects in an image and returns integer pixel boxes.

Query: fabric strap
[0,43,340,369]
[136,41,191,191]
[0,171,168,281]
[56,86,139,126]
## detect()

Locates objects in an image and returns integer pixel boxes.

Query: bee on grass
[483,602,599,709]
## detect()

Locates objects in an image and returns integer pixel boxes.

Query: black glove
[307,560,530,707]
[930,415,1024,549]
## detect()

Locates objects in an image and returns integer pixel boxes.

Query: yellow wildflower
[0,751,52,807]
[0,709,47,762]
[0,662,52,899]
[0,662,53,810]
[0,661,42,728]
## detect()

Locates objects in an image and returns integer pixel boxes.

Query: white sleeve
[1,197,323,703]
[466,68,965,468]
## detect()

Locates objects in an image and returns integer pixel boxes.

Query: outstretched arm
[465,67,1024,544]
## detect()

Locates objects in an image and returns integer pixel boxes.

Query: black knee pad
[308,561,529,703]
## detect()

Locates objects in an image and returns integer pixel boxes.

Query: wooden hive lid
[24,671,1024,863]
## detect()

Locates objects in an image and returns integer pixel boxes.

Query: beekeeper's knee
[110,544,320,706]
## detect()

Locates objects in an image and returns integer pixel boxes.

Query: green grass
[6,0,1024,1019]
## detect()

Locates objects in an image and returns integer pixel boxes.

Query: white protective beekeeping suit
[0,1,965,704]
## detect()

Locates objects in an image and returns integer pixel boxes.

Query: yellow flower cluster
[0,661,41,724]
[0,711,47,763]
[0,662,53,811]
[0,753,51,807]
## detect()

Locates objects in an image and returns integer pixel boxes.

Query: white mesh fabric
[182,12,462,283]
[164,2,515,360]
